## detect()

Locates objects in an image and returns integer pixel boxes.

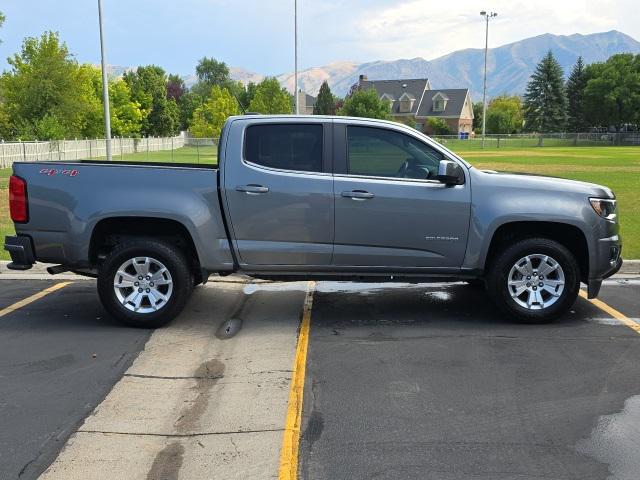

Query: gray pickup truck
[5,115,622,327]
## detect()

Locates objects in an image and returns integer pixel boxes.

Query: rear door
[332,122,471,268]
[222,118,334,266]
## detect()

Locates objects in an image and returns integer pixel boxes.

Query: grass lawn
[460,146,639,258]
[105,145,217,165]
[0,145,638,259]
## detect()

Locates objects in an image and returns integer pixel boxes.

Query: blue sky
[0,0,637,76]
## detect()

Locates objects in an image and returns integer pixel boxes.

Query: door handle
[236,184,269,194]
[341,190,375,200]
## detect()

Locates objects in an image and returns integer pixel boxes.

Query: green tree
[523,51,567,132]
[189,85,239,138]
[426,117,451,135]
[472,101,484,132]
[485,95,523,134]
[191,57,232,100]
[248,77,292,114]
[566,56,588,132]
[178,91,203,130]
[237,81,257,112]
[313,81,336,115]
[195,57,230,86]
[0,11,5,44]
[338,88,391,120]
[583,54,640,132]
[109,79,147,137]
[124,65,179,136]
[0,31,101,140]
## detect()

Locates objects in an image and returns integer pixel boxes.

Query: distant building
[297,90,316,115]
[351,75,474,135]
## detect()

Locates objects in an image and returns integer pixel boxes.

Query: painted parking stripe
[278,281,316,480]
[0,282,72,318]
[579,289,640,335]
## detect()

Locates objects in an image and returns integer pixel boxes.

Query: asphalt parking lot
[0,276,638,480]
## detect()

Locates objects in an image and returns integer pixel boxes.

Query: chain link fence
[432,132,640,150]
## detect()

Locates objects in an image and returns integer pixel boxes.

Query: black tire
[486,238,580,323]
[97,239,193,328]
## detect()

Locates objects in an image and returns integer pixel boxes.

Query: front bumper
[587,238,623,299]
[4,235,35,270]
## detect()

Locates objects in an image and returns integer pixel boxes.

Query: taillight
[9,175,28,223]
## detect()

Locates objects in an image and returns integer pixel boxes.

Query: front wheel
[97,240,193,328]
[487,238,580,323]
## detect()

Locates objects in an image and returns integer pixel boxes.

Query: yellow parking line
[279,280,316,480]
[0,282,72,318]
[579,289,640,335]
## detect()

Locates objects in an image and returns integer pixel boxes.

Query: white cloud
[301,0,639,63]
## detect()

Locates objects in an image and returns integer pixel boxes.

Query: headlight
[589,198,617,220]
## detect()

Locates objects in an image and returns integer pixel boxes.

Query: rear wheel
[487,238,580,323]
[97,239,193,328]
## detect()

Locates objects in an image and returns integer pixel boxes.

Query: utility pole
[98,0,112,160]
[294,0,299,115]
[480,11,497,149]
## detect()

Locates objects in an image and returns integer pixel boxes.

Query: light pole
[98,0,112,160]
[294,0,299,115]
[480,10,497,149]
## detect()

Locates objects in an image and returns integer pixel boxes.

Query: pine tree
[523,51,567,132]
[566,56,588,132]
[313,81,336,115]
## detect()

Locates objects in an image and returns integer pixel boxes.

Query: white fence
[0,134,185,168]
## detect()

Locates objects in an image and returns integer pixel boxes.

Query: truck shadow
[310,282,607,331]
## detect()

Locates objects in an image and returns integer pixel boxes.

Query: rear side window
[245,124,323,173]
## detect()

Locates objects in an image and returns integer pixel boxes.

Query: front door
[223,121,334,266]
[333,124,470,268]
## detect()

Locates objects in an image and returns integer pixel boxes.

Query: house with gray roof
[352,75,474,135]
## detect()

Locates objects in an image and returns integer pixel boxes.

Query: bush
[427,117,451,135]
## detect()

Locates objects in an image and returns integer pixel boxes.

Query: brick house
[352,75,474,135]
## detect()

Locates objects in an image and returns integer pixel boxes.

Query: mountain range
[227,30,640,100]
[108,30,640,101]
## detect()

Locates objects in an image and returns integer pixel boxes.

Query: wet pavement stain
[146,442,184,480]
[216,317,243,339]
[215,291,254,340]
[302,410,324,446]
[576,395,640,480]
[175,359,225,433]
[17,354,76,374]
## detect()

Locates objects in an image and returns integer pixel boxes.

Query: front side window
[347,126,444,180]
[245,124,323,173]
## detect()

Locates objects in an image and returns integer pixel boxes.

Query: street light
[480,10,497,149]
[294,0,299,115]
[97,0,112,160]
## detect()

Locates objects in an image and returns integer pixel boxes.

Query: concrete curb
[1,260,639,281]
[619,259,640,275]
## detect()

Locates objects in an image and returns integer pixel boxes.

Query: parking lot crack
[77,428,284,437]
[124,373,225,380]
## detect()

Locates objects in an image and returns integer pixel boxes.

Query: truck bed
[10,160,233,271]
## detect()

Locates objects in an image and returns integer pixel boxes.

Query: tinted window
[347,126,444,180]
[245,124,323,172]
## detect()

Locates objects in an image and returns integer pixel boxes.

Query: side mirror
[436,160,464,185]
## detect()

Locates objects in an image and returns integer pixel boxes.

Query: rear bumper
[4,235,35,270]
